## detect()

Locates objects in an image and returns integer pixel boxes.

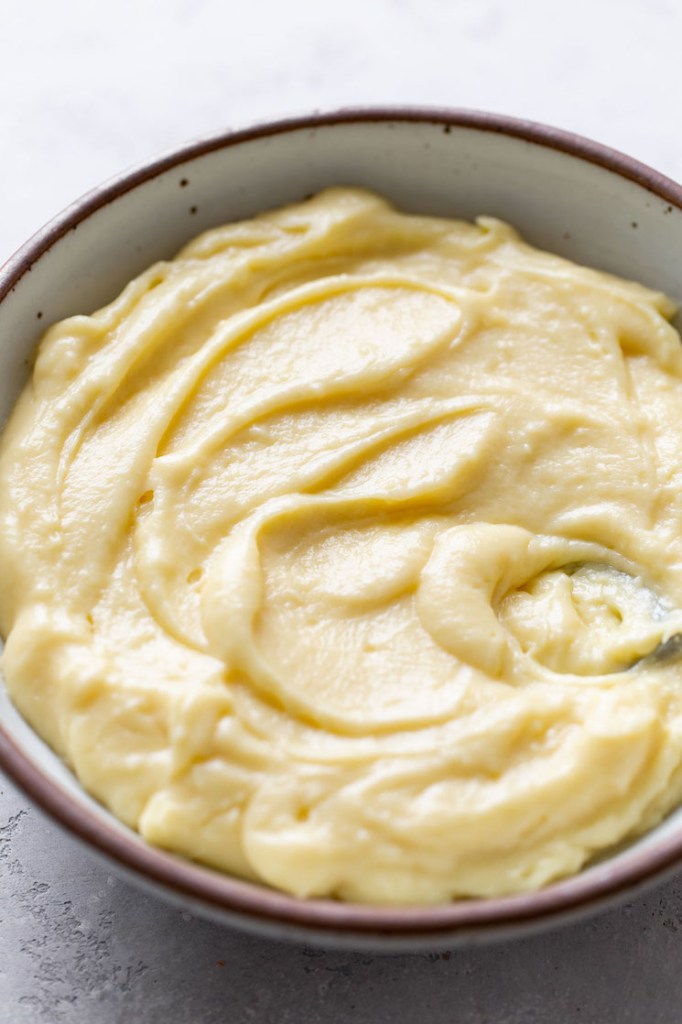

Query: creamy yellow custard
[3,188,682,903]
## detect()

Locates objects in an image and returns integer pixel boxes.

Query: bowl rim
[2,106,682,942]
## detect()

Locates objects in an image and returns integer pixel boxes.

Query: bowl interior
[2,111,682,945]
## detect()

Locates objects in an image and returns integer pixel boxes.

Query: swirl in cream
[2,188,682,902]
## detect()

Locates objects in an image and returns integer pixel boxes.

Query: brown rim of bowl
[1,107,682,942]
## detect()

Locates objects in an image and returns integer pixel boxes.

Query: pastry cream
[3,188,682,903]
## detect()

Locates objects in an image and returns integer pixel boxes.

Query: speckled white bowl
[1,109,682,950]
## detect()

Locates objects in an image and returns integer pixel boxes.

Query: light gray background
[2,1,682,1021]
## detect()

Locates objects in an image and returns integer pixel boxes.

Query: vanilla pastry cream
[3,188,682,903]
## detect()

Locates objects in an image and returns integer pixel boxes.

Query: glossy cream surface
[3,188,682,902]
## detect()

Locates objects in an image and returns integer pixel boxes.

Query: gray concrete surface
[3,1,682,1020]
[2,772,682,1024]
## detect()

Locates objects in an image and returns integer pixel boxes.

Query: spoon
[561,561,682,672]
[630,631,682,669]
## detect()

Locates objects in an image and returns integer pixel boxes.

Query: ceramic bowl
[1,109,682,951]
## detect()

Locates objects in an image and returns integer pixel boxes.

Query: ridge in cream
[2,188,682,903]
